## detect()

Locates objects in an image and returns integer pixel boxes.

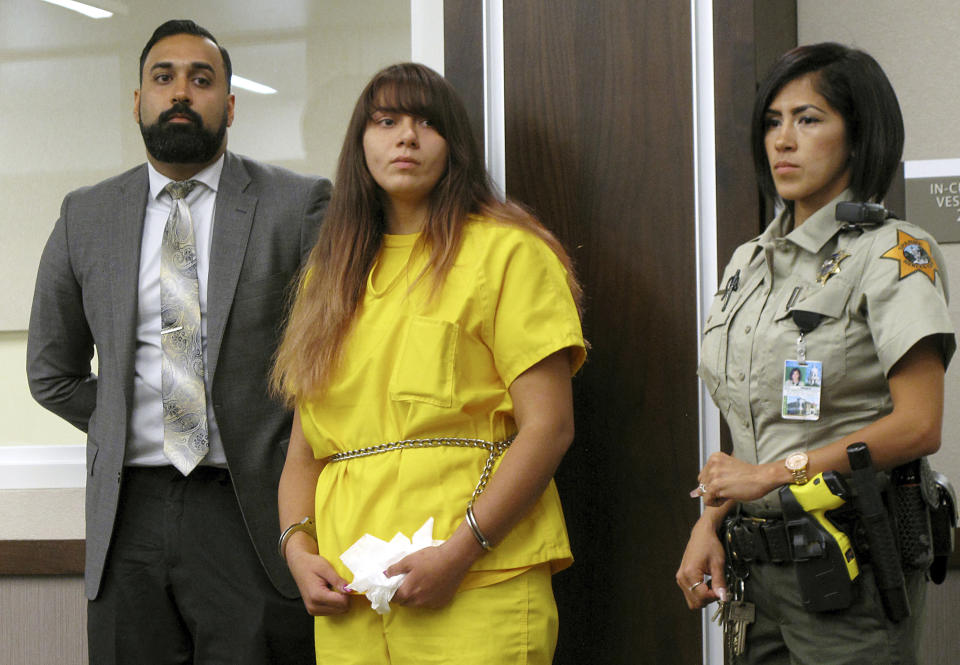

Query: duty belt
[724,516,794,563]
[722,512,857,564]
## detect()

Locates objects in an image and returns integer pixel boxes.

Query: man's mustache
[158,103,203,126]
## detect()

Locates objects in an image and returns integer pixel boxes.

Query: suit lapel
[111,167,149,412]
[206,152,256,381]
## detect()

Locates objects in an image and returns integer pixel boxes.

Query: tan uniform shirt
[699,191,956,514]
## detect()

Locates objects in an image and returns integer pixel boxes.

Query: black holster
[890,459,935,572]
[891,459,958,584]
[848,448,957,622]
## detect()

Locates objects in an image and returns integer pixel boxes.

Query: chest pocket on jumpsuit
[389,315,459,407]
[773,275,855,381]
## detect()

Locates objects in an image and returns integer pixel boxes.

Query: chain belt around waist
[327,435,515,506]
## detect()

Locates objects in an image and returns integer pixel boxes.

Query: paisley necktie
[160,180,209,474]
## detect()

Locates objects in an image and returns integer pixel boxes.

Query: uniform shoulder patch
[880,229,939,284]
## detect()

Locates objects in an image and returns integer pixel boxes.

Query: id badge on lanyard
[782,309,822,421]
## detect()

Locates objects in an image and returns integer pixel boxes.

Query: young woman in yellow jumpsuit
[273,63,585,664]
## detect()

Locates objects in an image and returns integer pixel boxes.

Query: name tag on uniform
[782,360,822,420]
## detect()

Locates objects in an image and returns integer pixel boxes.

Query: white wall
[798,0,960,489]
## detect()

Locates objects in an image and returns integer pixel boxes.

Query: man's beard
[140,102,228,164]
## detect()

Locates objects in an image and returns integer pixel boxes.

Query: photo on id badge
[782,360,821,420]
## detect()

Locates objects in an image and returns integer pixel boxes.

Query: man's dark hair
[751,42,904,205]
[139,19,232,92]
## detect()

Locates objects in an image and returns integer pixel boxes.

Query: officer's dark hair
[139,20,232,92]
[751,42,904,205]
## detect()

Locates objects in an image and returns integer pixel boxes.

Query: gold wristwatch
[784,452,809,485]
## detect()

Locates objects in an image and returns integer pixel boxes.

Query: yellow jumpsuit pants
[313,564,558,664]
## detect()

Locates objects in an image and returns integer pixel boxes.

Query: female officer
[272,63,585,664]
[676,43,955,664]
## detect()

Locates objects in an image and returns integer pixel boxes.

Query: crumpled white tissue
[339,517,444,614]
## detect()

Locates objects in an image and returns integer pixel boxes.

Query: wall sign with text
[905,158,960,243]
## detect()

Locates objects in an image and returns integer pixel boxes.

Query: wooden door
[500,3,700,663]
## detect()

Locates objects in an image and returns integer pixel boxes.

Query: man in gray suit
[27,20,327,664]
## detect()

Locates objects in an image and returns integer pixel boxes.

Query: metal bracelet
[278,516,316,560]
[465,504,492,551]
[327,435,515,505]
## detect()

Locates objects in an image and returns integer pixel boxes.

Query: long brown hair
[272,63,582,403]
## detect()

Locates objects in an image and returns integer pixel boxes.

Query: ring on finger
[688,580,704,592]
[697,483,708,495]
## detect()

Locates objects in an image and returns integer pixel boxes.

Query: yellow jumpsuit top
[299,217,586,585]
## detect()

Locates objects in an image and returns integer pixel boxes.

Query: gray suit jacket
[26,151,330,600]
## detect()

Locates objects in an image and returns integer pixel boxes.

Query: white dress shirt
[127,156,227,467]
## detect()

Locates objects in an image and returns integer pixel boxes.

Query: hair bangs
[364,67,450,135]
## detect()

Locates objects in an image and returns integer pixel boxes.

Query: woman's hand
[286,545,351,616]
[694,452,781,507]
[384,536,479,610]
[676,509,730,610]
